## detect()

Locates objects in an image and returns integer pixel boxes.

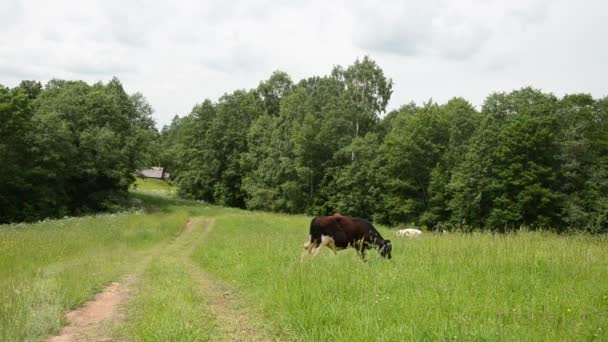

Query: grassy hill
[1,192,607,341]
[130,177,176,194]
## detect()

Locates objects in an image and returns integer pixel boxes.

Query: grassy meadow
[130,177,176,196]
[120,249,216,341]
[0,209,179,340]
[193,211,608,341]
[0,192,202,341]
[1,190,607,341]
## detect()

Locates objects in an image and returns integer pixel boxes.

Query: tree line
[161,57,608,232]
[2,57,606,232]
[0,78,157,223]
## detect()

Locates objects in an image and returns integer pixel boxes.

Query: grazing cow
[396,228,423,238]
[302,214,392,260]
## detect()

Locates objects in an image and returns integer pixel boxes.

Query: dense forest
[2,57,607,231]
[0,78,157,223]
[161,57,608,232]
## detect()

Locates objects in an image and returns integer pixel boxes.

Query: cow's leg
[358,238,368,261]
[353,241,362,257]
[301,235,320,259]
[360,243,366,260]
[311,245,322,256]
[325,236,338,255]
[311,235,336,256]
[302,238,311,255]
[312,236,328,256]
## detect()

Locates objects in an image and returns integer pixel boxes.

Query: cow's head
[379,240,392,259]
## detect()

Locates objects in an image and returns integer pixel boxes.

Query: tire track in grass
[46,219,194,342]
[46,218,273,341]
[184,219,275,342]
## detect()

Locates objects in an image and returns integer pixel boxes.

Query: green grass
[192,211,608,341]
[120,259,216,341]
[3,192,607,341]
[0,192,227,341]
[131,177,175,196]
[120,218,217,341]
[0,195,191,341]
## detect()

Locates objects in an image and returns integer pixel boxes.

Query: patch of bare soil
[46,275,137,342]
[46,218,195,342]
[184,219,194,233]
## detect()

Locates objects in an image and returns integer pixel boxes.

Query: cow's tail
[302,218,322,259]
[308,217,323,245]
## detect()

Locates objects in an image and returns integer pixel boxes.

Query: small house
[137,167,170,180]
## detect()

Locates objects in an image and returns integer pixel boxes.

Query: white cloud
[353,0,554,62]
[354,0,439,56]
[0,0,606,127]
[0,0,23,32]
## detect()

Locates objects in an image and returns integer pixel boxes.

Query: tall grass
[120,259,216,341]
[120,218,217,341]
[0,196,190,341]
[3,192,607,341]
[131,177,176,196]
[192,211,608,341]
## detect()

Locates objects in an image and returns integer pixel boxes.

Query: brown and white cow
[302,214,392,260]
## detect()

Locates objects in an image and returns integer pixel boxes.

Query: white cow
[396,228,423,238]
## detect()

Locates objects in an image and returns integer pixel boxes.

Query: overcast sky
[1,0,607,127]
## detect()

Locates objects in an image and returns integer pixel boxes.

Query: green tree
[1,78,157,223]
[379,102,450,225]
[17,80,42,100]
[36,79,155,213]
[422,98,480,228]
[331,56,393,155]
[557,94,608,231]
[449,88,562,230]
[322,133,382,218]
[241,85,308,212]
[175,90,263,207]
[256,71,293,116]
[0,85,38,222]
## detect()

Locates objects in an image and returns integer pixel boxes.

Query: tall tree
[1,78,157,223]
[241,85,307,212]
[322,132,382,218]
[422,98,480,228]
[557,94,608,231]
[0,85,39,222]
[17,80,42,100]
[449,88,562,230]
[176,90,263,207]
[331,56,393,160]
[256,71,293,116]
[379,102,450,225]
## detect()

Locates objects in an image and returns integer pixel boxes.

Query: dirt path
[183,220,274,341]
[46,218,273,342]
[46,276,136,342]
[45,220,193,342]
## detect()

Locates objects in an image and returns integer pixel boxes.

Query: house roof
[138,167,164,179]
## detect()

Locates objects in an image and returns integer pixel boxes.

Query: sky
[1,0,607,128]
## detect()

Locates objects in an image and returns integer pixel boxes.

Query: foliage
[160,57,608,232]
[0,78,158,223]
[3,57,607,231]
